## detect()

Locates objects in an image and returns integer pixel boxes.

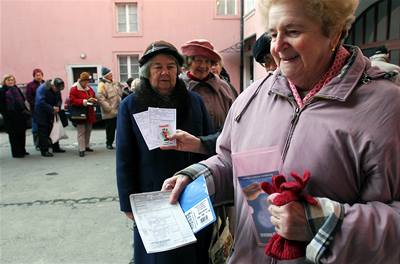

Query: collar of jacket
[269,45,388,103]
[100,77,112,83]
[181,72,222,94]
[76,82,90,91]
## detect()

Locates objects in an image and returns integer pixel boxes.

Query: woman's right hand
[161,175,191,204]
[125,212,135,221]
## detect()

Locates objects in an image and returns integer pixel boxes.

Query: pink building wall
[0,0,240,98]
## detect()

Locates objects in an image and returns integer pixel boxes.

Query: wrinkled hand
[160,129,206,154]
[88,97,97,104]
[124,212,135,221]
[53,106,60,113]
[267,193,312,242]
[161,174,191,204]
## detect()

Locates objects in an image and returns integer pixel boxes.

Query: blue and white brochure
[179,175,216,233]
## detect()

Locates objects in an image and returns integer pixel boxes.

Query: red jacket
[69,84,96,124]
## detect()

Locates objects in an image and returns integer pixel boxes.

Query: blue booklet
[179,175,216,233]
[237,171,278,244]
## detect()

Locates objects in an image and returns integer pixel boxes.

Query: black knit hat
[252,33,272,64]
[139,40,184,67]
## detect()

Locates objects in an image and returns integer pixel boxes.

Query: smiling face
[188,56,212,80]
[149,54,178,95]
[268,0,338,90]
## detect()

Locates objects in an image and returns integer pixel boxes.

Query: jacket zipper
[281,104,301,163]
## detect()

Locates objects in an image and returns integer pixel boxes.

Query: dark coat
[26,79,44,111]
[116,80,212,264]
[0,85,30,133]
[34,81,62,126]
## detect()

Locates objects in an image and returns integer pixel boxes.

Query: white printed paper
[184,197,215,233]
[133,107,176,150]
[130,191,196,253]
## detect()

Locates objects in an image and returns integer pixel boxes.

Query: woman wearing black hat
[116,40,212,264]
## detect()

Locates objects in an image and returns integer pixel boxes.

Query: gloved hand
[261,171,317,260]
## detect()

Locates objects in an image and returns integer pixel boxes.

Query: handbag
[69,105,87,120]
[50,114,68,143]
[208,206,234,264]
[58,109,69,127]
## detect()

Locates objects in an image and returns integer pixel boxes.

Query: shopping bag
[69,105,87,120]
[50,114,68,143]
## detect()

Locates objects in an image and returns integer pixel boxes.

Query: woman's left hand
[267,193,313,242]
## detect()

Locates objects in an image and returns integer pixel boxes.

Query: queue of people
[159,0,400,264]
[2,1,399,262]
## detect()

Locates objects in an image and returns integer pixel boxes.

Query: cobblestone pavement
[0,126,133,264]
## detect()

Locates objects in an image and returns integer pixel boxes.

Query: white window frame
[118,54,139,82]
[116,2,138,33]
[244,0,255,16]
[216,0,238,16]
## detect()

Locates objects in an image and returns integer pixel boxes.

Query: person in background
[0,74,30,158]
[163,0,400,263]
[121,77,134,100]
[69,72,97,157]
[116,40,212,264]
[130,78,141,90]
[26,68,44,150]
[34,78,66,157]
[369,46,400,85]
[97,67,122,150]
[181,39,236,132]
[252,33,278,71]
[162,34,278,155]
[210,57,239,98]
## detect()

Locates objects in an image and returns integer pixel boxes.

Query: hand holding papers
[130,176,215,253]
[133,107,177,150]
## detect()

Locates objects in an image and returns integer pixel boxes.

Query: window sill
[112,32,143,38]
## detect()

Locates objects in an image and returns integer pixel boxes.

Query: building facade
[241,0,400,89]
[0,0,241,99]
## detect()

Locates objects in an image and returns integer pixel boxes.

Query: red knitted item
[260,171,317,260]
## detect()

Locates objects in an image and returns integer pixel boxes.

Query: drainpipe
[239,0,244,92]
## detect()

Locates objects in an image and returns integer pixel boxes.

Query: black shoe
[41,152,54,157]
[53,148,66,153]
[106,145,114,150]
[85,147,94,152]
[25,152,30,155]
[13,154,25,158]
[79,151,85,157]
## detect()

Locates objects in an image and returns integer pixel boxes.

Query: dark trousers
[8,127,26,157]
[38,123,60,153]
[105,117,117,146]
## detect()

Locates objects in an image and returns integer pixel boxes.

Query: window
[216,0,237,16]
[116,3,138,33]
[244,0,255,15]
[118,55,139,82]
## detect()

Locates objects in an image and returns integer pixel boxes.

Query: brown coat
[97,78,122,120]
[181,72,235,131]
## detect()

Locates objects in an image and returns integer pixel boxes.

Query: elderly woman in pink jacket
[162,0,400,263]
